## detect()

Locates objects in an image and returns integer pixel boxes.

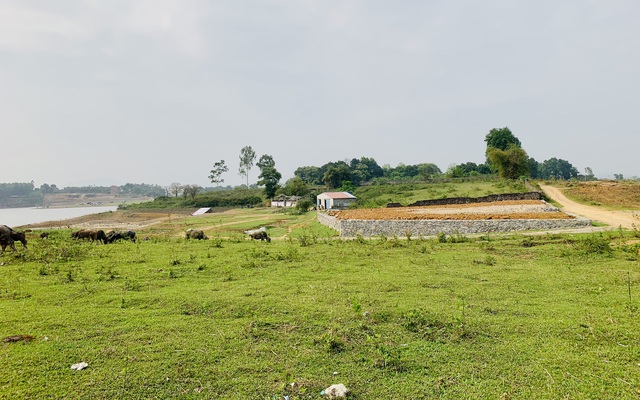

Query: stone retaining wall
[392,192,543,208]
[317,212,591,237]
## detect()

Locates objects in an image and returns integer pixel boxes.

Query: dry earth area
[21,210,190,231]
[540,184,639,229]
[561,180,640,208]
[329,200,574,221]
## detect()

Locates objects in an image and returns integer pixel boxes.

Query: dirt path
[540,185,638,230]
[280,212,318,239]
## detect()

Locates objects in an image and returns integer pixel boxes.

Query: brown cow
[71,229,108,244]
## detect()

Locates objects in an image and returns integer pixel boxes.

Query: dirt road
[540,185,638,230]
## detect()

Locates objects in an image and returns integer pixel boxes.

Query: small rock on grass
[71,362,89,371]
[322,383,349,398]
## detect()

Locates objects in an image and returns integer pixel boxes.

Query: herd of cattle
[70,229,137,244]
[0,224,272,253]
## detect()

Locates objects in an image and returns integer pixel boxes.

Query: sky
[1,0,638,189]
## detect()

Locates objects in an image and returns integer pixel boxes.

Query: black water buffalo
[249,231,271,242]
[185,229,207,240]
[0,225,27,253]
[40,232,50,239]
[72,229,108,244]
[106,230,137,243]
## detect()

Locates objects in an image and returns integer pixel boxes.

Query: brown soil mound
[329,200,574,221]
[22,210,191,230]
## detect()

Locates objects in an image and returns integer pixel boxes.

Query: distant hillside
[43,193,154,208]
[0,182,165,209]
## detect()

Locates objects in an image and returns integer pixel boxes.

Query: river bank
[1,206,118,228]
[17,208,192,231]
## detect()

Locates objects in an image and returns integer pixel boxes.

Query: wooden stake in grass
[628,271,632,305]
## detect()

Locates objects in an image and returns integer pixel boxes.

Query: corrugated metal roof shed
[192,208,211,216]
[320,192,357,199]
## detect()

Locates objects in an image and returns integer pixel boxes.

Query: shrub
[576,234,612,256]
[295,199,313,213]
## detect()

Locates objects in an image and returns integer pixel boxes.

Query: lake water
[0,206,118,227]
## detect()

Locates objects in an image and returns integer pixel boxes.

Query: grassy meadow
[354,179,527,208]
[2,203,640,399]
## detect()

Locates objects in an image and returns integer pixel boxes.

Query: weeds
[575,234,613,257]
[437,232,470,244]
[210,238,224,248]
[274,247,301,262]
[298,231,317,247]
[373,345,406,372]
[97,266,119,281]
[473,255,496,266]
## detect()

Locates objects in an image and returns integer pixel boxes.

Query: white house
[270,194,301,208]
[316,192,357,210]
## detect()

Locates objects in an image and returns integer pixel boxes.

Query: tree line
[482,127,606,181]
[199,132,604,204]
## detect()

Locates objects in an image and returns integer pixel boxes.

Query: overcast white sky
[1,0,638,188]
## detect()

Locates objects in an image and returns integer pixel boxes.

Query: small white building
[270,194,301,208]
[316,192,357,210]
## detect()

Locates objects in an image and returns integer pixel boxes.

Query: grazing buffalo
[106,230,137,243]
[0,225,27,253]
[72,229,108,244]
[186,229,207,240]
[249,231,271,242]
[40,232,50,239]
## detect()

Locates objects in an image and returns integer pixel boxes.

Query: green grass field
[354,180,527,207]
[2,218,640,398]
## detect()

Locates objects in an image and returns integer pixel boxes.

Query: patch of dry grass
[561,180,640,209]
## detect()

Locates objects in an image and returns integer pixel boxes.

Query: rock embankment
[319,200,591,237]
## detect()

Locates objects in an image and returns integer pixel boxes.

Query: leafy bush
[295,199,313,213]
[576,234,612,256]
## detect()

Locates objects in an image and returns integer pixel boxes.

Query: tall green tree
[484,127,529,177]
[322,163,352,189]
[257,154,282,198]
[417,163,442,179]
[238,146,257,188]
[349,157,384,183]
[183,185,202,200]
[539,158,579,180]
[484,127,522,151]
[256,154,276,170]
[208,160,229,186]
[294,166,321,185]
[486,147,530,179]
[527,157,540,179]
[282,177,310,197]
[445,164,465,178]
